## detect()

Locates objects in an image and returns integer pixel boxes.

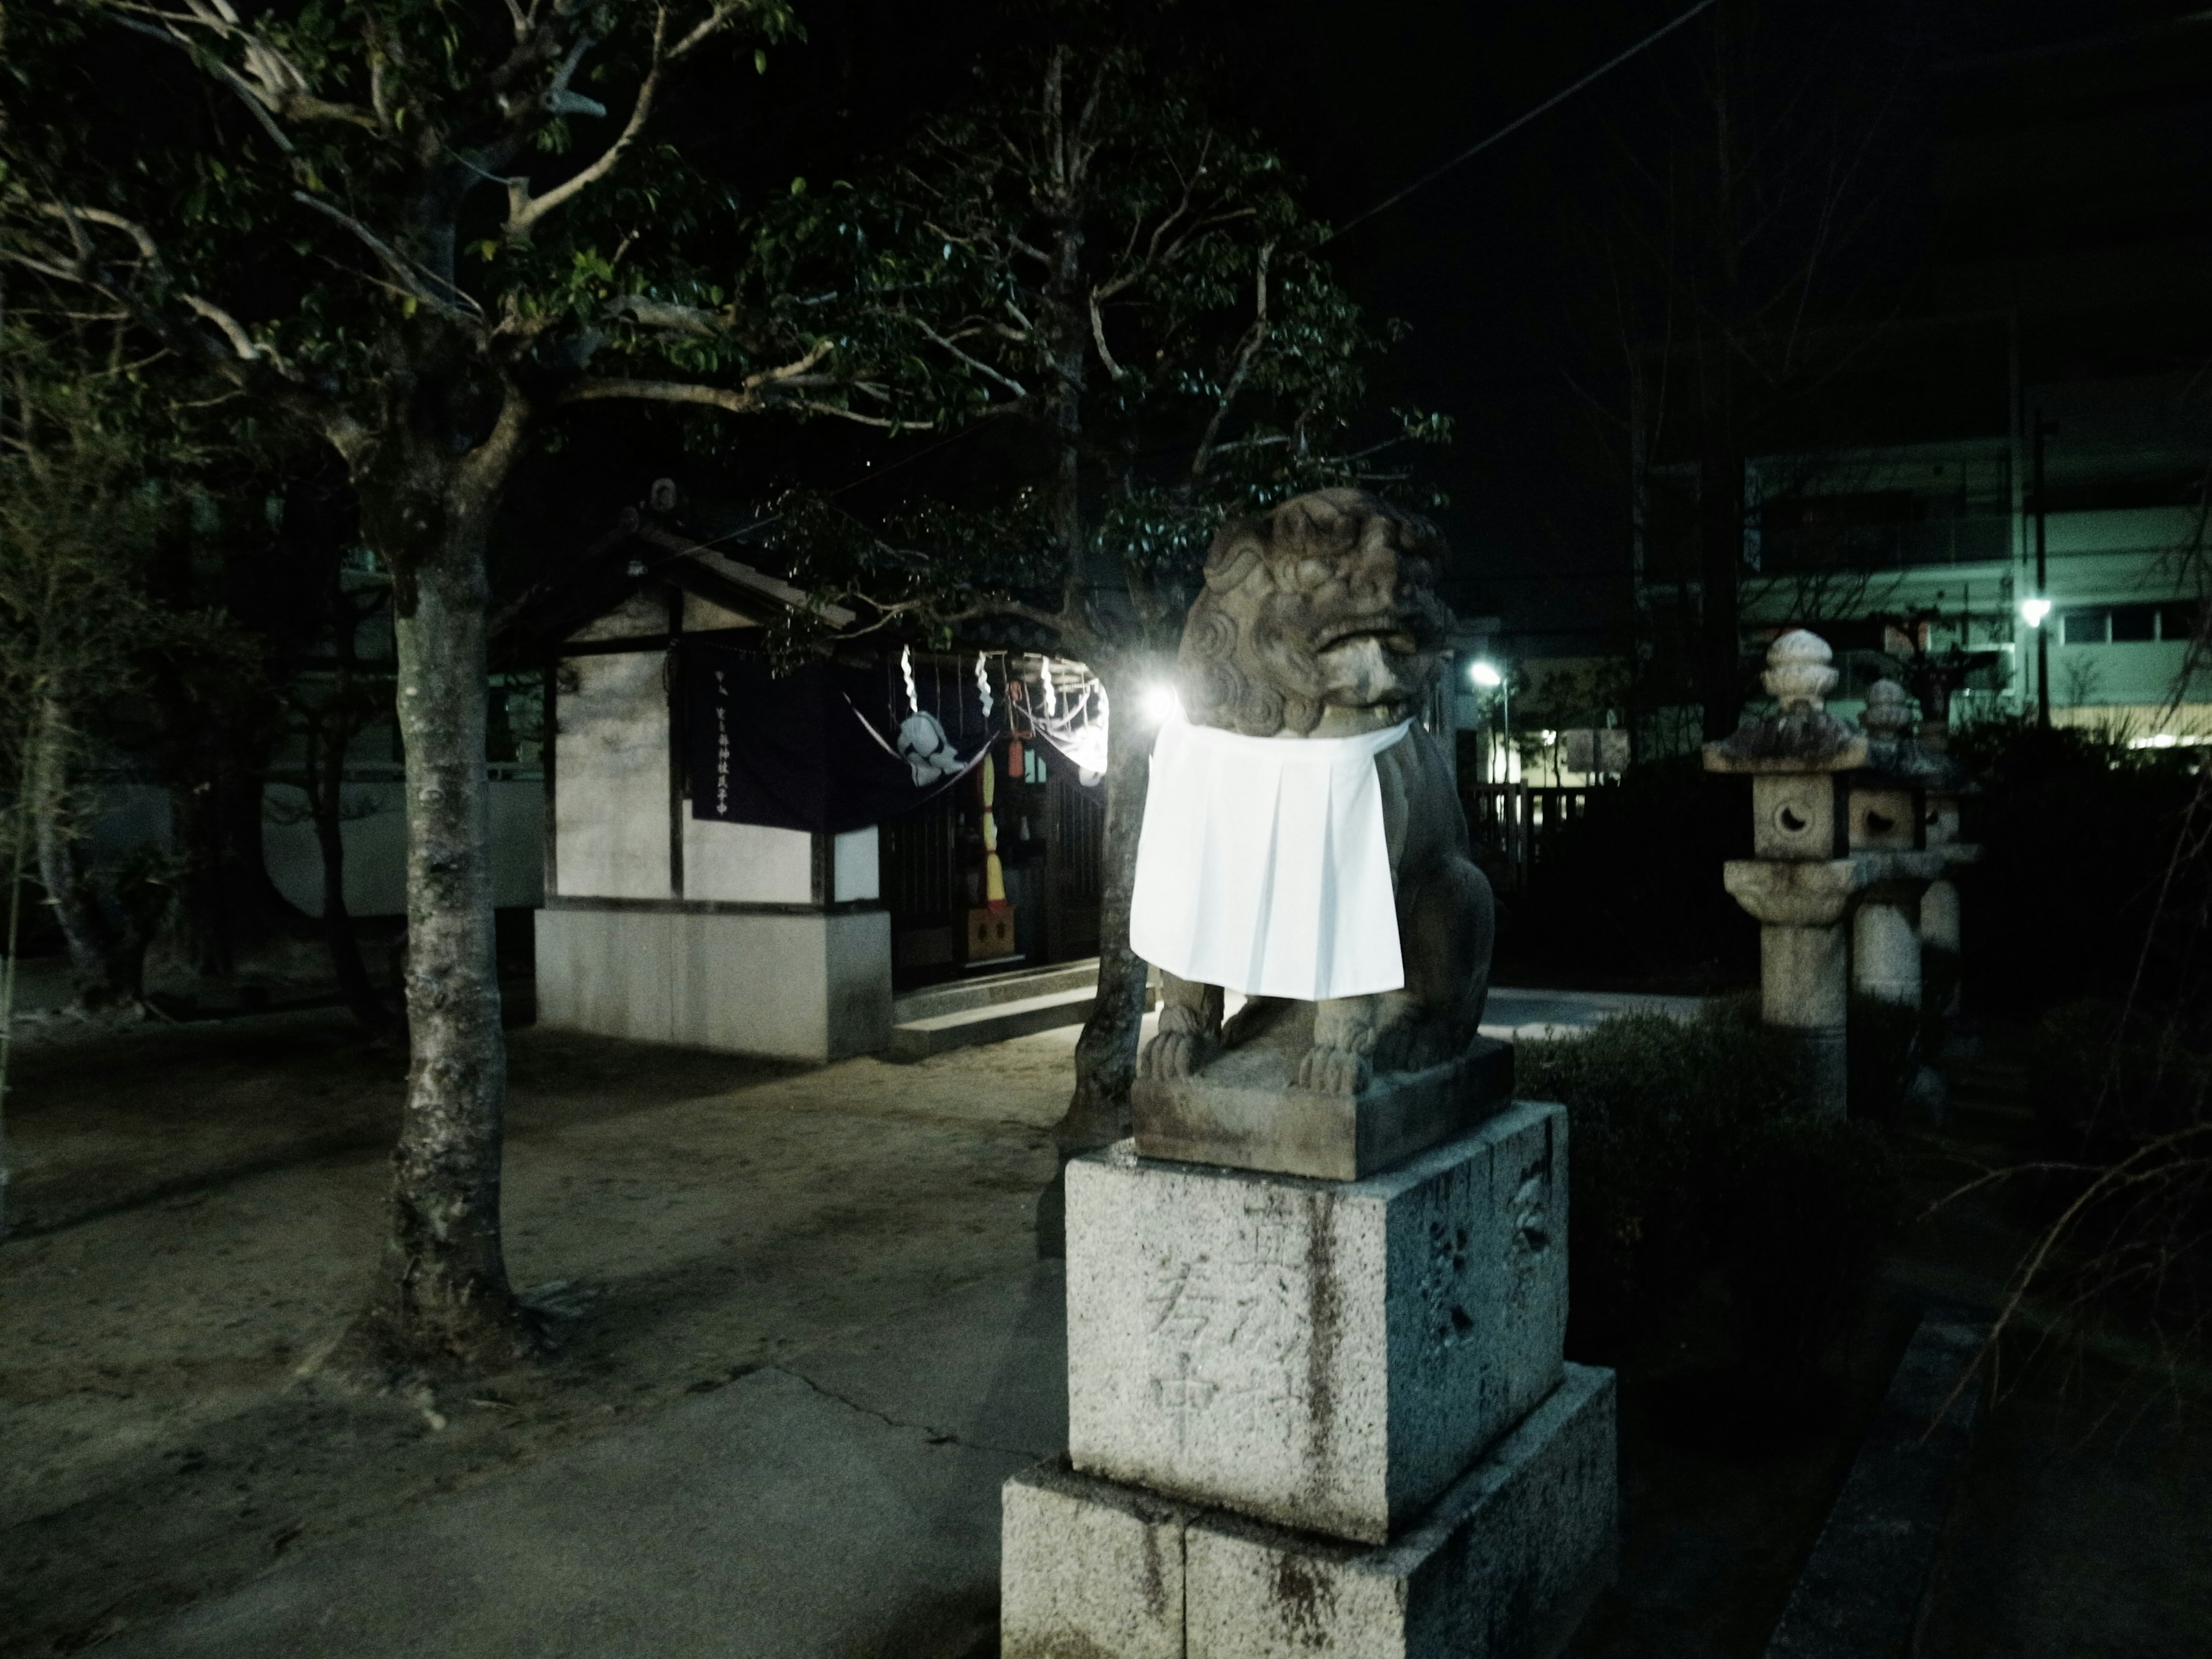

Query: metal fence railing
[1464,783,1603,888]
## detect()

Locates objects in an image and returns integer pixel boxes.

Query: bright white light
[1141,685,1183,724]
[2020,597,2052,628]
[1469,660,1503,688]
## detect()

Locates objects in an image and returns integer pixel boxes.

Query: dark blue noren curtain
[683,638,995,834]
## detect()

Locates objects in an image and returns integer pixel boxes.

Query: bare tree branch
[289,191,484,323]
[900,310,1030,401]
[181,294,264,361]
[505,9,667,237]
[1188,240,1273,483]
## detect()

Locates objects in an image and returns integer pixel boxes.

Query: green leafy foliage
[0,0,932,578]
[751,42,1448,660]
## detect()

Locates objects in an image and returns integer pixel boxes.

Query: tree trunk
[27,694,135,1006]
[1039,648,1166,1255]
[1057,650,1161,1153]
[347,517,532,1372]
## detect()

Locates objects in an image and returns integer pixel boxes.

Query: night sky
[514,0,2166,647]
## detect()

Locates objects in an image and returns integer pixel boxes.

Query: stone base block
[1134,1036,1514,1181]
[1005,1363,1619,1659]
[1067,1105,1567,1544]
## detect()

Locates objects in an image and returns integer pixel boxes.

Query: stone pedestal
[1068,1105,1566,1543]
[1845,850,1946,1013]
[1133,1035,1514,1182]
[1007,1101,1617,1658]
[1851,883,1924,1007]
[1724,858,1869,1118]
[1004,1363,1618,1659]
[1921,832,1979,1033]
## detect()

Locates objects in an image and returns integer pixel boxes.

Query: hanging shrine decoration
[684,639,998,833]
[1027,656,1110,786]
[980,748,1006,906]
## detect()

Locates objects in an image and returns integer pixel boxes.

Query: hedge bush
[1520,1000,1900,1377]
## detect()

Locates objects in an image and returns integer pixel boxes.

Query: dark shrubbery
[2017,998,2212,1346]
[1520,1001,1900,1382]
[1847,991,1922,1126]
[1725,1115,1900,1382]
[1948,718,2205,1017]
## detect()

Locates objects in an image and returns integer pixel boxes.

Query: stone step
[893,959,1102,1025]
[888,983,1101,1062]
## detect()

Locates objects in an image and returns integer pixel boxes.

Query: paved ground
[1479,986,1705,1041]
[103,1266,1069,1659]
[26,980,2207,1658]
[24,982,1684,1659]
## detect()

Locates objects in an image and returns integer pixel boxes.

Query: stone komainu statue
[1137,488,1495,1095]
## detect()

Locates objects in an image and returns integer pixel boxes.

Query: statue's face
[1302,527,1443,713]
[1180,490,1452,736]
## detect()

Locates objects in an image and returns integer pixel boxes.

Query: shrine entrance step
[888,959,1107,1061]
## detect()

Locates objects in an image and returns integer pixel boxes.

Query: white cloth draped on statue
[1130,713,1412,1001]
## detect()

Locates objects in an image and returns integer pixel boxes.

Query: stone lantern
[1704,631,1871,1118]
[1916,743,1980,1056]
[1847,680,1953,1015]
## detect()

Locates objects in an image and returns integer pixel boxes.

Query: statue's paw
[1296,1043,1372,1096]
[1140,1030,1208,1081]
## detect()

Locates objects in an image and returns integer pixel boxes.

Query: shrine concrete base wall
[534,903,892,1062]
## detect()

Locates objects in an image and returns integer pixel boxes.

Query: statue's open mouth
[1313,617,1426,657]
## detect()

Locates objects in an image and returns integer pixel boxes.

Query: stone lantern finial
[1705,628,1866,771]
[1862,678,1913,740]
[1762,630,1838,713]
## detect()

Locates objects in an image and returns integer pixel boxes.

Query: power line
[1325,0,1718,243]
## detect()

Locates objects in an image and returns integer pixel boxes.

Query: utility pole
[2033,414,2054,729]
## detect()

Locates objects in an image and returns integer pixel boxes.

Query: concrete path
[103,1264,1070,1659]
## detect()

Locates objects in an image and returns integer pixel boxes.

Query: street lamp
[2018,597,2051,628]
[1469,660,1509,781]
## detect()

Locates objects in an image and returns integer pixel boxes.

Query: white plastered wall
[555,651,672,899]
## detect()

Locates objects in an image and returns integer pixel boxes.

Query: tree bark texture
[27,693,137,1005]
[352,517,531,1370]
[1056,649,1164,1156]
